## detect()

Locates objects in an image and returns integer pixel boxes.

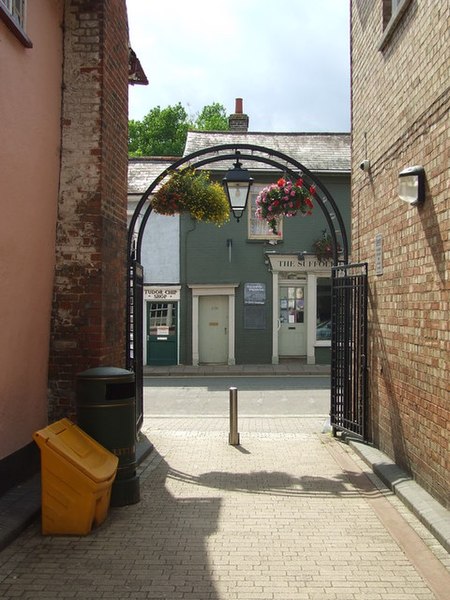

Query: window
[0,0,31,47]
[1,0,24,25]
[148,303,176,336]
[280,287,304,325]
[316,278,331,342]
[379,0,412,50]
[248,184,283,240]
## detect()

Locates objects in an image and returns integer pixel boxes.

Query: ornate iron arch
[128,143,349,266]
[127,143,351,430]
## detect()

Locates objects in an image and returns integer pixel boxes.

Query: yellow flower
[153,169,230,226]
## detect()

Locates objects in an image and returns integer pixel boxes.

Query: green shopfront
[144,285,181,365]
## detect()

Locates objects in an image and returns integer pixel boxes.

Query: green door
[147,302,177,365]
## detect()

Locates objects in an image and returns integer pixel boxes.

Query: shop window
[316,278,331,342]
[248,184,283,241]
[148,303,176,336]
[0,0,32,47]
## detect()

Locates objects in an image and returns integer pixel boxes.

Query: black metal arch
[128,143,349,266]
[127,143,353,432]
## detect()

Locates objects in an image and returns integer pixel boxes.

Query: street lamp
[399,165,425,206]
[222,151,254,222]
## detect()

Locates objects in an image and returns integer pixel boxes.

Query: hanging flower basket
[255,177,315,235]
[312,230,340,261]
[152,168,230,226]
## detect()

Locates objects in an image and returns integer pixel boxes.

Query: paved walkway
[0,416,449,599]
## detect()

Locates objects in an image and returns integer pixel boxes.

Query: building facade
[1,0,145,493]
[0,0,64,491]
[128,158,181,366]
[351,0,449,508]
[179,130,351,367]
[130,108,351,368]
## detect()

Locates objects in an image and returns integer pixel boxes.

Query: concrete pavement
[143,376,331,416]
[0,415,449,599]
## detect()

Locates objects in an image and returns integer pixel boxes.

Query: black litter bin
[76,367,140,507]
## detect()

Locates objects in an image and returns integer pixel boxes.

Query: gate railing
[126,260,144,431]
[330,262,368,439]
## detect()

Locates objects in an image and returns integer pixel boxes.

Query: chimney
[228,98,249,132]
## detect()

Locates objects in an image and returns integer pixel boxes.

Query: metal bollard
[229,387,240,445]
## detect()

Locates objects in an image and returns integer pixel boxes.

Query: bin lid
[34,418,118,483]
[77,366,134,382]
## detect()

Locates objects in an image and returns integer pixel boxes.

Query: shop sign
[266,253,333,273]
[144,286,181,301]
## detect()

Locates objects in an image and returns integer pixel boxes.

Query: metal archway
[128,143,349,267]
[127,143,364,437]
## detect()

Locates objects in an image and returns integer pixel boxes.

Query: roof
[128,48,149,86]
[184,131,351,173]
[128,157,180,193]
[127,132,351,195]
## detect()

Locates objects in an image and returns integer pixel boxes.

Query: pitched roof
[184,131,351,173]
[128,157,180,193]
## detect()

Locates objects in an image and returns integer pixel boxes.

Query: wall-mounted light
[399,165,425,206]
[222,151,254,222]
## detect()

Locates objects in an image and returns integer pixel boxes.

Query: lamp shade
[399,165,425,206]
[222,153,254,221]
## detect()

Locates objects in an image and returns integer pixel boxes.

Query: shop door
[147,302,177,365]
[199,295,228,364]
[278,285,306,357]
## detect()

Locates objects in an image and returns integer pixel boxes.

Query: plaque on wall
[244,283,266,305]
[244,305,266,329]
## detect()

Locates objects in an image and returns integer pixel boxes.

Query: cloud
[127,0,350,132]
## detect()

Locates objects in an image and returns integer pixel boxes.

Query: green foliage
[128,103,190,157]
[152,169,230,226]
[129,102,229,157]
[194,103,229,131]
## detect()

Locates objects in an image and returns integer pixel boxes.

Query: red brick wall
[351,0,449,508]
[48,0,129,420]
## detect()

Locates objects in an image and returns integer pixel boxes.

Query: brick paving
[0,416,449,599]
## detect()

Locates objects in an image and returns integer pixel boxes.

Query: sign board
[266,253,333,273]
[244,305,266,329]
[244,283,266,305]
[144,286,181,301]
[375,234,383,276]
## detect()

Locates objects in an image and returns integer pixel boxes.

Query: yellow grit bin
[33,418,118,535]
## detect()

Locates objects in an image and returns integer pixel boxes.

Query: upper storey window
[1,0,25,26]
[248,184,283,241]
[0,0,32,47]
[379,0,412,50]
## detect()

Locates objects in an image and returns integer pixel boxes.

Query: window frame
[379,0,412,51]
[315,277,332,346]
[0,0,32,48]
[247,183,283,241]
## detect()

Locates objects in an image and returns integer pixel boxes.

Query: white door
[199,295,228,364]
[278,285,306,356]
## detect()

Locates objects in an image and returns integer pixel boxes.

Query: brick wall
[48,0,129,420]
[351,0,449,508]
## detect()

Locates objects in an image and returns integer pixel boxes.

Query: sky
[126,0,350,133]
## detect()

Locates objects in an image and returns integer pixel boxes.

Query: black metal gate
[330,263,368,439]
[126,260,144,431]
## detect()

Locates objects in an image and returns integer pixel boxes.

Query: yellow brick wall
[351,0,449,508]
